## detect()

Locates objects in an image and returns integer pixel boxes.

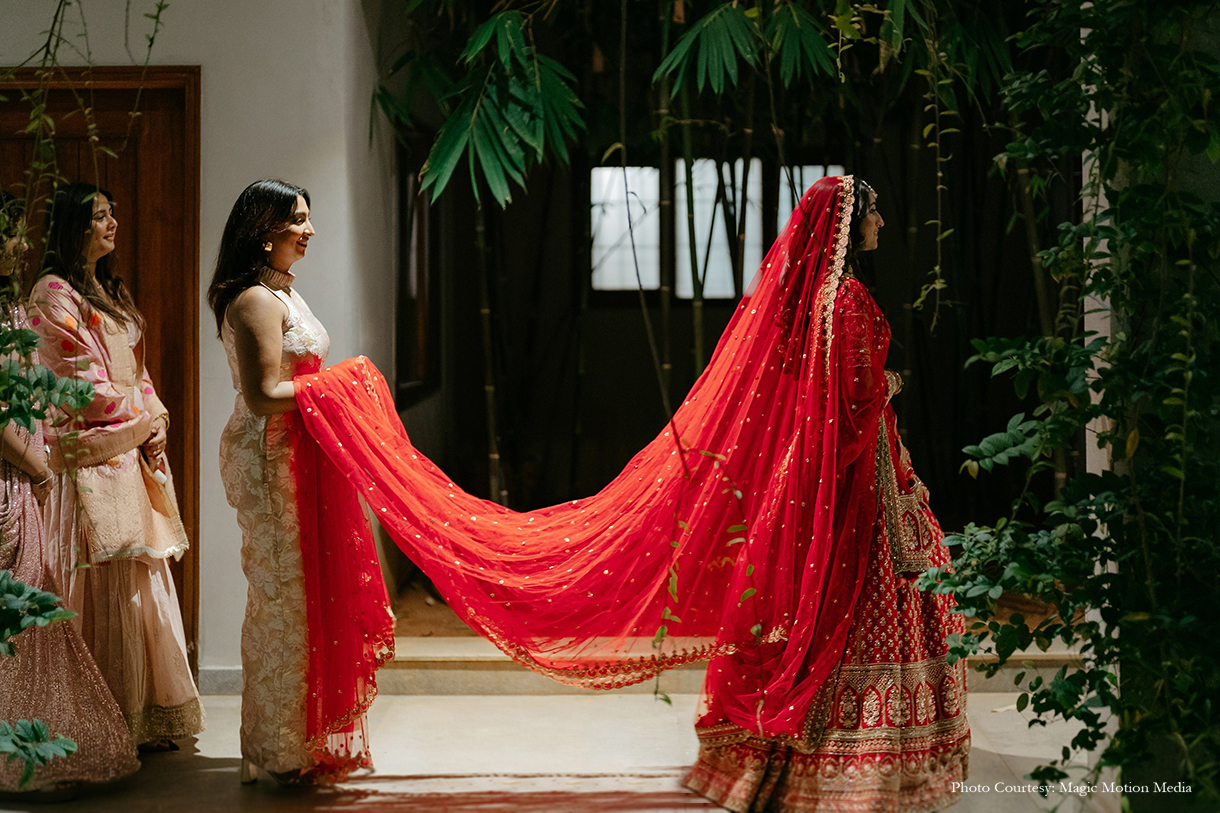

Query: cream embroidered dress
[218,270,329,774]
[30,275,204,746]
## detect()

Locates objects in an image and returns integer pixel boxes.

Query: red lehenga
[294,175,967,810]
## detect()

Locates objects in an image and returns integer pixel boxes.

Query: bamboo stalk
[680,83,704,372]
[734,73,756,298]
[658,1,674,398]
[1015,166,1057,340]
[475,203,507,505]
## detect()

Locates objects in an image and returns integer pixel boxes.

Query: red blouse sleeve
[833,278,889,465]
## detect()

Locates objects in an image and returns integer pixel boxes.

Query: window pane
[676,158,763,300]
[591,166,660,291]
[776,164,846,233]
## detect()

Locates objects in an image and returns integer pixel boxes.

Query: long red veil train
[297,175,895,745]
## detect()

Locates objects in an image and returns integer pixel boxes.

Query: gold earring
[262,241,273,252]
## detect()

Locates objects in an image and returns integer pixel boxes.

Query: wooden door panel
[0,68,201,671]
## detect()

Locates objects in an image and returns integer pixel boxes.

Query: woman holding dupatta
[209,179,394,786]
[293,175,968,811]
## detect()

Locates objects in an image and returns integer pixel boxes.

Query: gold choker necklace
[258,266,295,290]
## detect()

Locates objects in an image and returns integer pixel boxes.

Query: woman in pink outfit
[0,189,140,792]
[29,183,203,751]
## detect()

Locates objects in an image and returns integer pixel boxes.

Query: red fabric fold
[288,409,396,782]
[294,175,888,743]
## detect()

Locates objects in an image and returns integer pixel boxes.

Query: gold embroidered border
[816,175,856,378]
[303,625,396,777]
[876,418,940,573]
[125,697,205,745]
[695,654,968,755]
[477,621,789,690]
[685,731,970,813]
[694,658,844,754]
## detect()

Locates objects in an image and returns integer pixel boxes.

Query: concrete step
[378,637,1083,695]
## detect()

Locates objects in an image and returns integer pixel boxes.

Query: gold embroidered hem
[683,731,969,813]
[126,697,206,745]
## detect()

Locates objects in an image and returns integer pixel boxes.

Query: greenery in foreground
[917,0,1220,800]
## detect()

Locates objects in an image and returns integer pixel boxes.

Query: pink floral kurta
[30,275,203,744]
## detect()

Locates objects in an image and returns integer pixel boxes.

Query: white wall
[0,0,398,686]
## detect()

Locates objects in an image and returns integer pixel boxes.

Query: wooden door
[0,67,201,671]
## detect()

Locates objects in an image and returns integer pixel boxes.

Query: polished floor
[0,692,1120,812]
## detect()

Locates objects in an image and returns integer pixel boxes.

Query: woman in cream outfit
[209,179,330,784]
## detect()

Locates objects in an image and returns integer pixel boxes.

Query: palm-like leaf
[939,4,1011,104]
[766,2,836,86]
[419,13,584,208]
[653,3,760,95]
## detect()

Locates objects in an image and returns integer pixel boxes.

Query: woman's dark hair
[38,182,143,330]
[1,190,28,305]
[845,176,875,275]
[207,179,310,336]
[0,189,25,243]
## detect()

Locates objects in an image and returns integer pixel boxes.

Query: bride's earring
[262,241,273,253]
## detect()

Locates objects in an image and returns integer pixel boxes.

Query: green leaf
[419,94,475,200]
[460,17,499,64]
[739,587,757,602]
[653,4,758,94]
[881,0,907,53]
[767,2,835,86]
[470,115,513,207]
[834,0,860,39]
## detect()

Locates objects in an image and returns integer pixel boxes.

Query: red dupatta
[289,409,396,782]
[294,175,892,744]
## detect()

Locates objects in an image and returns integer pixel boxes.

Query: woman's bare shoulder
[227,285,287,329]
